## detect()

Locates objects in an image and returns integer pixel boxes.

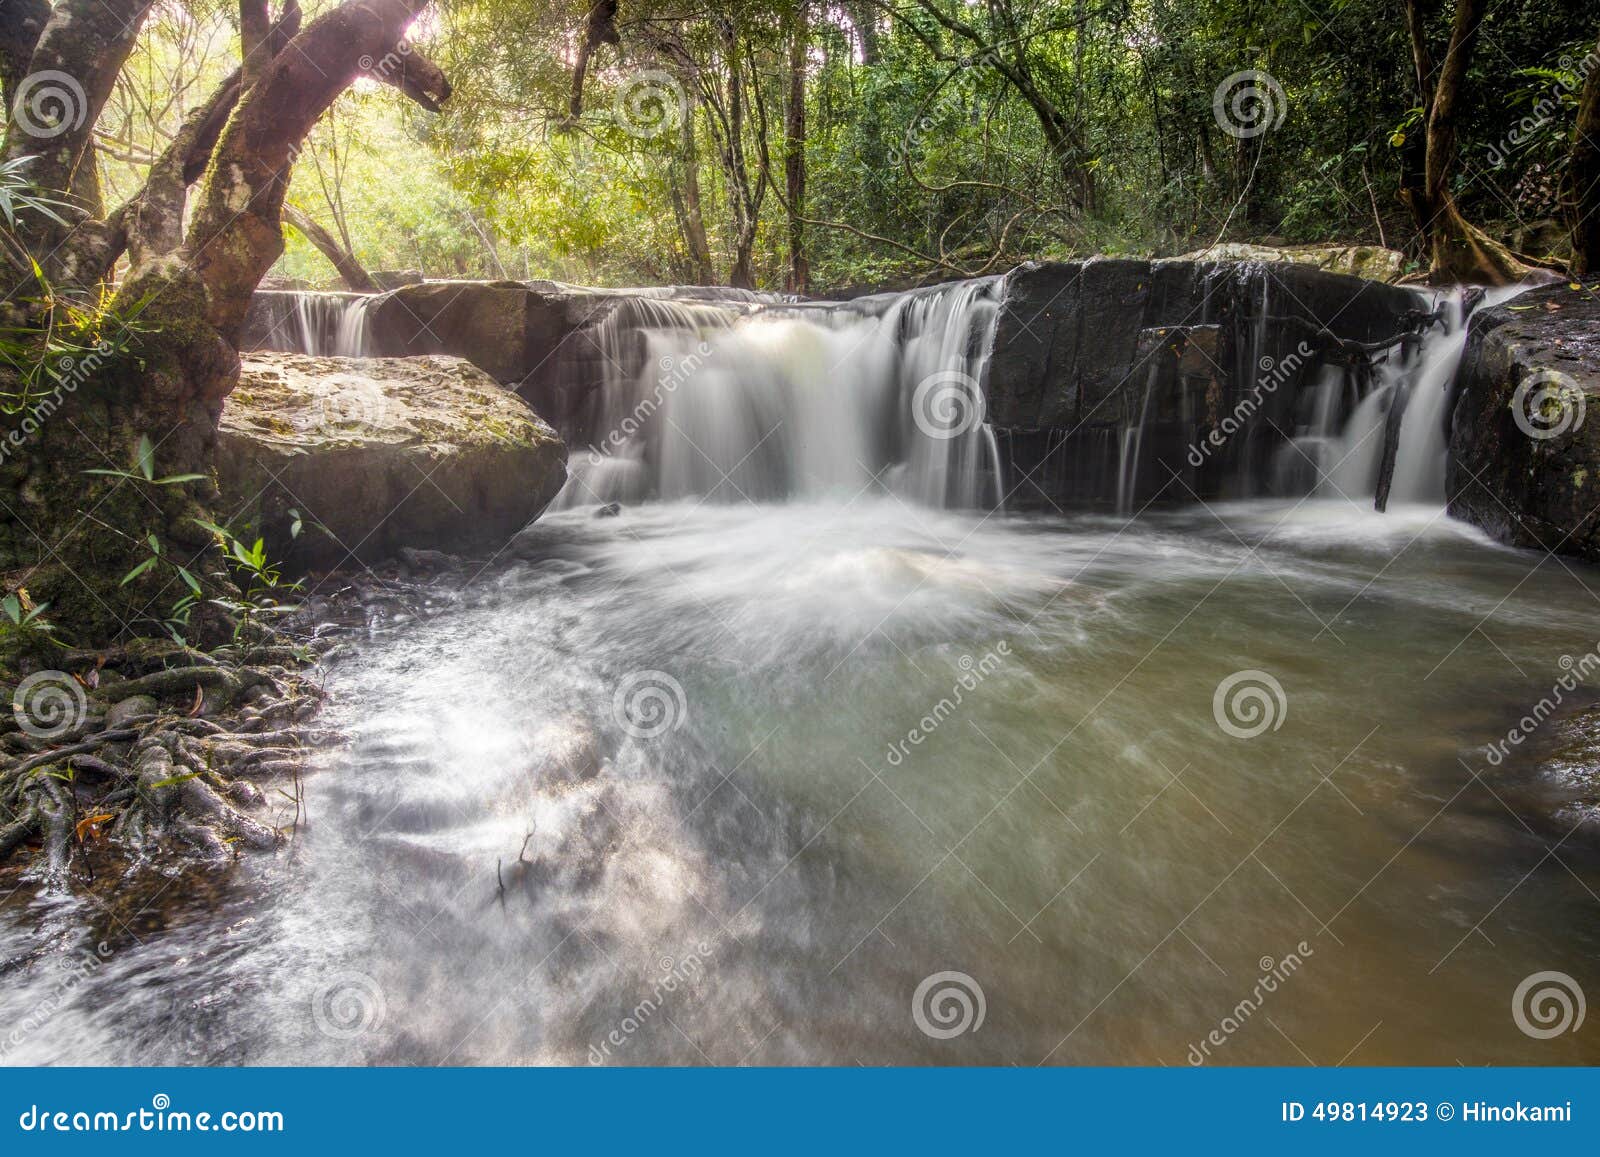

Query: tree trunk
[1399,0,1531,284]
[676,97,716,285]
[720,19,757,289]
[1570,34,1600,276]
[0,0,448,644]
[283,204,377,291]
[785,3,809,295]
[0,0,50,104]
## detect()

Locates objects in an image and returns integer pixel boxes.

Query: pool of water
[3,496,1598,1065]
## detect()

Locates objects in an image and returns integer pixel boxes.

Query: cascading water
[10,275,1599,1068]
[251,291,377,357]
[557,278,1005,512]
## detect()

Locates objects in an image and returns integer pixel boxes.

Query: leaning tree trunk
[785,3,809,295]
[1570,34,1600,277]
[284,204,377,291]
[1399,0,1531,284]
[0,0,447,644]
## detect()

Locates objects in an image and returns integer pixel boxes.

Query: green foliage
[102,0,1600,290]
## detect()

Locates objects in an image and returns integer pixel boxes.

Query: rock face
[242,265,1428,512]
[1448,283,1600,560]
[986,259,1425,507]
[245,283,779,439]
[216,353,567,569]
[1178,242,1409,283]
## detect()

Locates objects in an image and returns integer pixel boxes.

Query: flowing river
[3,277,1599,1065]
[3,496,1599,1065]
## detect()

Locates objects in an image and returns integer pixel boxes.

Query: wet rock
[595,502,621,518]
[216,353,567,570]
[1177,242,1409,283]
[105,695,158,729]
[1447,283,1600,561]
[1531,700,1600,825]
[398,547,460,573]
[986,259,1422,507]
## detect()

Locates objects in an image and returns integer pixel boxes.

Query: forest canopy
[16,0,1600,290]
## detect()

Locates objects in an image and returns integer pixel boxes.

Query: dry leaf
[75,813,114,842]
[187,685,205,716]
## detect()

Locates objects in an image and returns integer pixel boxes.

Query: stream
[3,277,1599,1066]
[3,496,1599,1064]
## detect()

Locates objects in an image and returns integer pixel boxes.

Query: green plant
[84,434,207,488]
[192,517,304,645]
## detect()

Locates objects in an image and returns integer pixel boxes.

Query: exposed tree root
[0,634,338,883]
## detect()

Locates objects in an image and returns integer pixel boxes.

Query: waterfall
[243,273,1519,519]
[250,292,376,357]
[1317,285,1526,505]
[557,278,1005,512]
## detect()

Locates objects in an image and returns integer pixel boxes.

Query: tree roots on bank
[0,643,343,883]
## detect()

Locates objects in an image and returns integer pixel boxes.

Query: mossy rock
[215,353,567,569]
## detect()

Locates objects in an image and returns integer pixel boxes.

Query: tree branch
[283,202,376,290]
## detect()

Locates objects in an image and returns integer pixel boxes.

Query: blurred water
[4,496,1599,1065]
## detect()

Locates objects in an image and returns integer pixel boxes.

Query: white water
[6,280,1600,1067]
[558,279,1004,511]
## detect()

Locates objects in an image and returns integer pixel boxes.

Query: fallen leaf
[75,813,114,842]
[187,685,204,717]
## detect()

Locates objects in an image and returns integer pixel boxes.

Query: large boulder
[985,259,1425,507]
[215,353,566,569]
[1447,283,1600,560]
[244,283,782,440]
